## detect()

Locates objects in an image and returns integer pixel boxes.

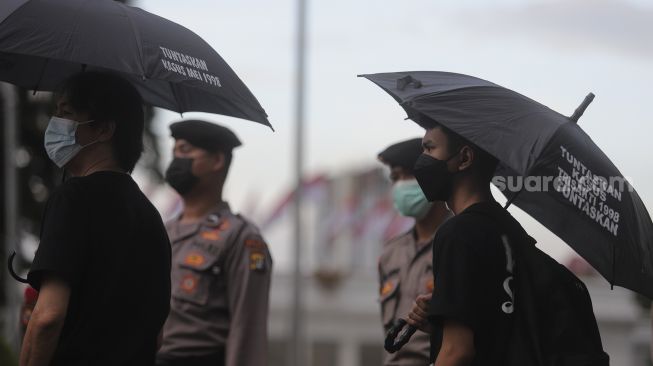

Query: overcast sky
[135,0,653,264]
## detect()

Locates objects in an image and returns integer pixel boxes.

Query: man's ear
[97,121,116,142]
[457,145,474,172]
[211,151,226,172]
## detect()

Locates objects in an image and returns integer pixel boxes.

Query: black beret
[378,138,423,173]
[170,120,242,153]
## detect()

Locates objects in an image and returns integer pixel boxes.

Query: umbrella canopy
[361,71,653,298]
[0,0,271,128]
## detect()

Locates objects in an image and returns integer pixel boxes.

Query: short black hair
[58,71,144,173]
[419,114,498,181]
[218,151,234,179]
[377,138,423,175]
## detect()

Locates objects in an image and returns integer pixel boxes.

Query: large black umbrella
[0,0,271,127]
[360,71,653,298]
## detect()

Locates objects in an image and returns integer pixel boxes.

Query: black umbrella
[360,71,653,299]
[0,0,271,127]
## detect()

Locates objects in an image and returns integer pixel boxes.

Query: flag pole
[290,0,308,364]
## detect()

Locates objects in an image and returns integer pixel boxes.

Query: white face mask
[44,116,97,168]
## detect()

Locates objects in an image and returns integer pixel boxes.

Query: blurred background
[1,0,652,365]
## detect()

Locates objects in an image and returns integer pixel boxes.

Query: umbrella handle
[384,318,418,353]
[569,93,595,123]
[8,251,29,284]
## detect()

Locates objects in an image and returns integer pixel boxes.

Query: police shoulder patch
[249,251,266,272]
[245,238,266,250]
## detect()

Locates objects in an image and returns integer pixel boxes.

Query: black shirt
[428,201,515,365]
[28,171,172,366]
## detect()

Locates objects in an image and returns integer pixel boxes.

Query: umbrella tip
[569,92,595,123]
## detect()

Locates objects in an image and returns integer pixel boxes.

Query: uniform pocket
[172,246,222,306]
[379,271,401,331]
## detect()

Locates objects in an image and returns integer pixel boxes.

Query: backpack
[466,205,610,366]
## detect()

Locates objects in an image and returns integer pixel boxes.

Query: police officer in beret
[377,138,450,366]
[156,120,272,366]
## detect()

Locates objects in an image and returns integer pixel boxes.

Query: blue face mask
[391,179,432,219]
[44,116,96,168]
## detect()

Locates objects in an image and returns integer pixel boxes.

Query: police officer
[377,138,450,366]
[157,120,272,366]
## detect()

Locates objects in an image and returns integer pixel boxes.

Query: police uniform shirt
[28,171,172,366]
[378,229,435,366]
[157,202,272,366]
[428,201,514,365]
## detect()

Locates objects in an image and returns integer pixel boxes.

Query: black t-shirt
[28,171,172,366]
[428,201,515,365]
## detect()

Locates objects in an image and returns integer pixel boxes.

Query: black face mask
[165,157,199,195]
[413,152,459,202]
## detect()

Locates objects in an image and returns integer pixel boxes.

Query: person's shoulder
[230,214,272,266]
[232,213,261,234]
[379,229,413,263]
[54,172,135,201]
[383,229,413,248]
[443,202,503,232]
[45,178,88,208]
[435,212,481,238]
[434,208,500,250]
[233,214,269,245]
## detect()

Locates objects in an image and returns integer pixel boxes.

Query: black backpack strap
[458,206,546,365]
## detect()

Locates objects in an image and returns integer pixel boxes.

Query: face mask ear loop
[441,148,463,175]
[77,120,102,149]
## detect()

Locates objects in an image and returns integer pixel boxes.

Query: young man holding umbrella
[405,121,608,365]
[404,121,518,365]
[377,138,450,365]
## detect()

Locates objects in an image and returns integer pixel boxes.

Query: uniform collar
[203,201,232,228]
[411,227,435,257]
[170,201,232,243]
